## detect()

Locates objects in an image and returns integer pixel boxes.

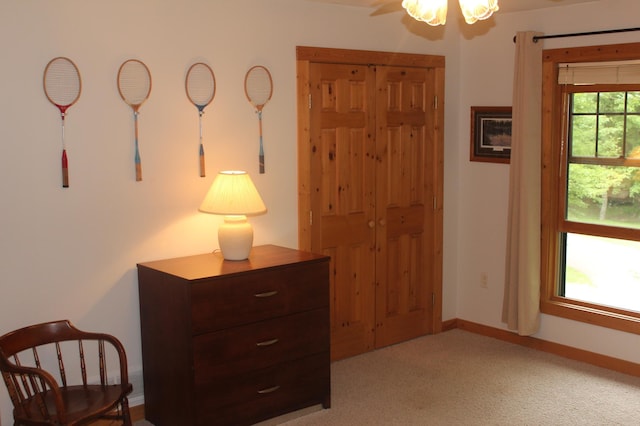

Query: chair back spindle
[78,339,87,386]
[55,342,68,387]
[98,339,106,386]
[30,347,49,394]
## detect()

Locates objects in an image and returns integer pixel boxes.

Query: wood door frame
[296,46,445,334]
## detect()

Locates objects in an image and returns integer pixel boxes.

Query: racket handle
[62,150,69,188]
[134,112,142,181]
[258,112,265,174]
[135,142,142,181]
[199,144,205,177]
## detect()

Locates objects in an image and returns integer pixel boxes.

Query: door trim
[295,46,445,334]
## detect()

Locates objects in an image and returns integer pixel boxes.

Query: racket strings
[186,66,215,108]
[118,61,151,106]
[246,81,272,106]
[44,59,81,108]
[245,67,273,107]
[119,76,151,105]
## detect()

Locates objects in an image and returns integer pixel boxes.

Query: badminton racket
[244,65,273,174]
[117,59,152,182]
[43,57,81,188]
[185,62,216,177]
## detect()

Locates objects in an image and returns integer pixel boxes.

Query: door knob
[368,221,375,228]
[379,219,386,227]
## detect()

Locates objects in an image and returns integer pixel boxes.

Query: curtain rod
[512,27,640,43]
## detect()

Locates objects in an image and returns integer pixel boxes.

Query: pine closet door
[374,65,438,349]
[297,47,444,361]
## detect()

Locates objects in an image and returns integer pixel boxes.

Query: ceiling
[307,0,599,13]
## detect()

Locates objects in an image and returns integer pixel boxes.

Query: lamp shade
[199,170,266,261]
[199,170,266,216]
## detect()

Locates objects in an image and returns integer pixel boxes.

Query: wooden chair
[0,319,133,425]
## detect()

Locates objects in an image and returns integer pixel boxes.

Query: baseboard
[454,318,640,378]
[130,403,145,422]
[441,318,457,332]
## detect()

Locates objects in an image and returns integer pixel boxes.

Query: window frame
[541,42,640,334]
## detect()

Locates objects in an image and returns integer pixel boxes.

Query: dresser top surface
[137,244,328,281]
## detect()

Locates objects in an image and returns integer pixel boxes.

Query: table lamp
[199,170,267,260]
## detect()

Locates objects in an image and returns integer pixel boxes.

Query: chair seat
[16,384,133,425]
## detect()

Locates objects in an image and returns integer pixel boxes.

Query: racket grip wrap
[136,164,142,182]
[62,150,69,188]
[199,145,206,177]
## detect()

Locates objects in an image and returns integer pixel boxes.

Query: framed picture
[470,106,512,163]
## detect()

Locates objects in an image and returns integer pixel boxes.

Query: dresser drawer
[194,353,330,426]
[193,308,328,380]
[191,262,328,334]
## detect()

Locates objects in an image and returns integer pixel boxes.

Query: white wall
[0,0,460,422]
[456,0,640,363]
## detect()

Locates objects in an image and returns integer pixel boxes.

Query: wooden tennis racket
[185,62,216,177]
[117,59,152,182]
[244,65,273,174]
[43,57,81,188]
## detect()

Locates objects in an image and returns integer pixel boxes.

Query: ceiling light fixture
[402,0,499,26]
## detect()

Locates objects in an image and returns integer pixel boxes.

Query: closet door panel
[309,63,377,360]
[374,66,434,348]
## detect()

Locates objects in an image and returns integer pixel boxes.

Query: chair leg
[121,397,132,426]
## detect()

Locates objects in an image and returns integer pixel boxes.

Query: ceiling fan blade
[370,0,404,16]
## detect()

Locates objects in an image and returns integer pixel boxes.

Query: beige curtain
[502,31,544,336]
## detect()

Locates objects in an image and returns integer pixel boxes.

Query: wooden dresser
[137,245,331,426]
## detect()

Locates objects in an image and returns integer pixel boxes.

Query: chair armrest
[1,360,67,423]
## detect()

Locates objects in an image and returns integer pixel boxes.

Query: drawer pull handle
[254,290,278,298]
[257,385,281,394]
[256,338,279,347]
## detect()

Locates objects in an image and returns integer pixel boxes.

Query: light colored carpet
[137,329,640,425]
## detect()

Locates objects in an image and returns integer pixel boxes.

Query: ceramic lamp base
[218,215,253,260]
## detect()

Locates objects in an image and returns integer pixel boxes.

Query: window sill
[541,298,640,335]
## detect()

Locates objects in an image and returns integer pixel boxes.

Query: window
[541,43,640,333]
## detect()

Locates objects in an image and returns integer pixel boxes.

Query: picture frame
[470,106,512,164]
